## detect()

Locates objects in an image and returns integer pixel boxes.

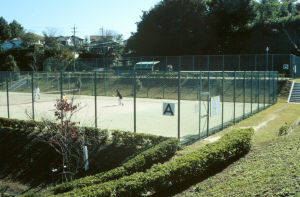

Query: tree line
[125,0,300,56]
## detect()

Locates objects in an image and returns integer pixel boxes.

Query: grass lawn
[293,78,300,82]
[175,100,300,197]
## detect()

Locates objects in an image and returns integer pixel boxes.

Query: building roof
[90,35,113,42]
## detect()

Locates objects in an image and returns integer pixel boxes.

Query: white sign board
[211,96,220,116]
[294,65,297,73]
[163,103,175,116]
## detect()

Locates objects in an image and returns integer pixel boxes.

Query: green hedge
[50,137,178,195]
[0,117,167,147]
[56,128,254,197]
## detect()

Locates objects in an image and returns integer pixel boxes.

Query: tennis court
[0,70,277,140]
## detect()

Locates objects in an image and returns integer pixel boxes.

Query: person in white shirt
[34,85,40,100]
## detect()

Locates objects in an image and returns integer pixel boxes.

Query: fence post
[60,72,63,100]
[273,72,275,104]
[222,71,224,130]
[163,71,165,99]
[233,71,236,124]
[165,56,168,71]
[207,72,210,136]
[258,72,260,111]
[178,56,181,139]
[255,55,257,71]
[269,72,271,105]
[6,73,9,118]
[251,71,253,114]
[192,56,195,71]
[68,72,70,91]
[271,55,274,71]
[199,71,202,138]
[207,55,210,71]
[264,72,266,109]
[276,72,278,103]
[134,70,137,133]
[238,55,241,71]
[94,72,97,128]
[104,71,107,96]
[31,72,35,120]
[243,71,246,119]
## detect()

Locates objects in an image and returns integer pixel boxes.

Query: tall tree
[207,0,256,53]
[126,0,210,56]
[9,20,24,38]
[3,55,19,71]
[257,0,281,22]
[0,17,11,42]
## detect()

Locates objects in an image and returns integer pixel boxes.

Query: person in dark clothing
[116,89,124,106]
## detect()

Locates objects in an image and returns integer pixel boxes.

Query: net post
[31,72,35,120]
[6,72,10,118]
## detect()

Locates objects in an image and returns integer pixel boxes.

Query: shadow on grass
[0,127,144,193]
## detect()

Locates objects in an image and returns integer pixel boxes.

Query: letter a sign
[163,103,175,116]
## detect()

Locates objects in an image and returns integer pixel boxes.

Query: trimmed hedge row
[56,128,254,197]
[50,137,179,195]
[0,117,168,147]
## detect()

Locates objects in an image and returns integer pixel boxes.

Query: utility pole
[99,26,104,37]
[72,25,78,71]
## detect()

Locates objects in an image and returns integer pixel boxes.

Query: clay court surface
[0,92,266,138]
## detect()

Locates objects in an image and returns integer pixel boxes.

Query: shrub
[279,122,289,136]
[0,117,167,148]
[57,128,254,197]
[51,138,178,194]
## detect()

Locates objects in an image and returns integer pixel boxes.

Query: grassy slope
[175,100,300,196]
[176,126,300,197]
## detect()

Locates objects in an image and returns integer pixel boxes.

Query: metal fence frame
[0,70,278,141]
[44,54,299,78]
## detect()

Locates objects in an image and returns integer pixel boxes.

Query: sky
[0,0,161,40]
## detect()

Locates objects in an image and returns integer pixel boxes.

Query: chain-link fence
[0,70,278,142]
[47,54,298,78]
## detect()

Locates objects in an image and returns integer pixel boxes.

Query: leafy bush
[0,117,167,147]
[279,122,289,136]
[57,128,254,197]
[51,137,178,194]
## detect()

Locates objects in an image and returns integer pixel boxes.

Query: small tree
[40,97,86,182]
